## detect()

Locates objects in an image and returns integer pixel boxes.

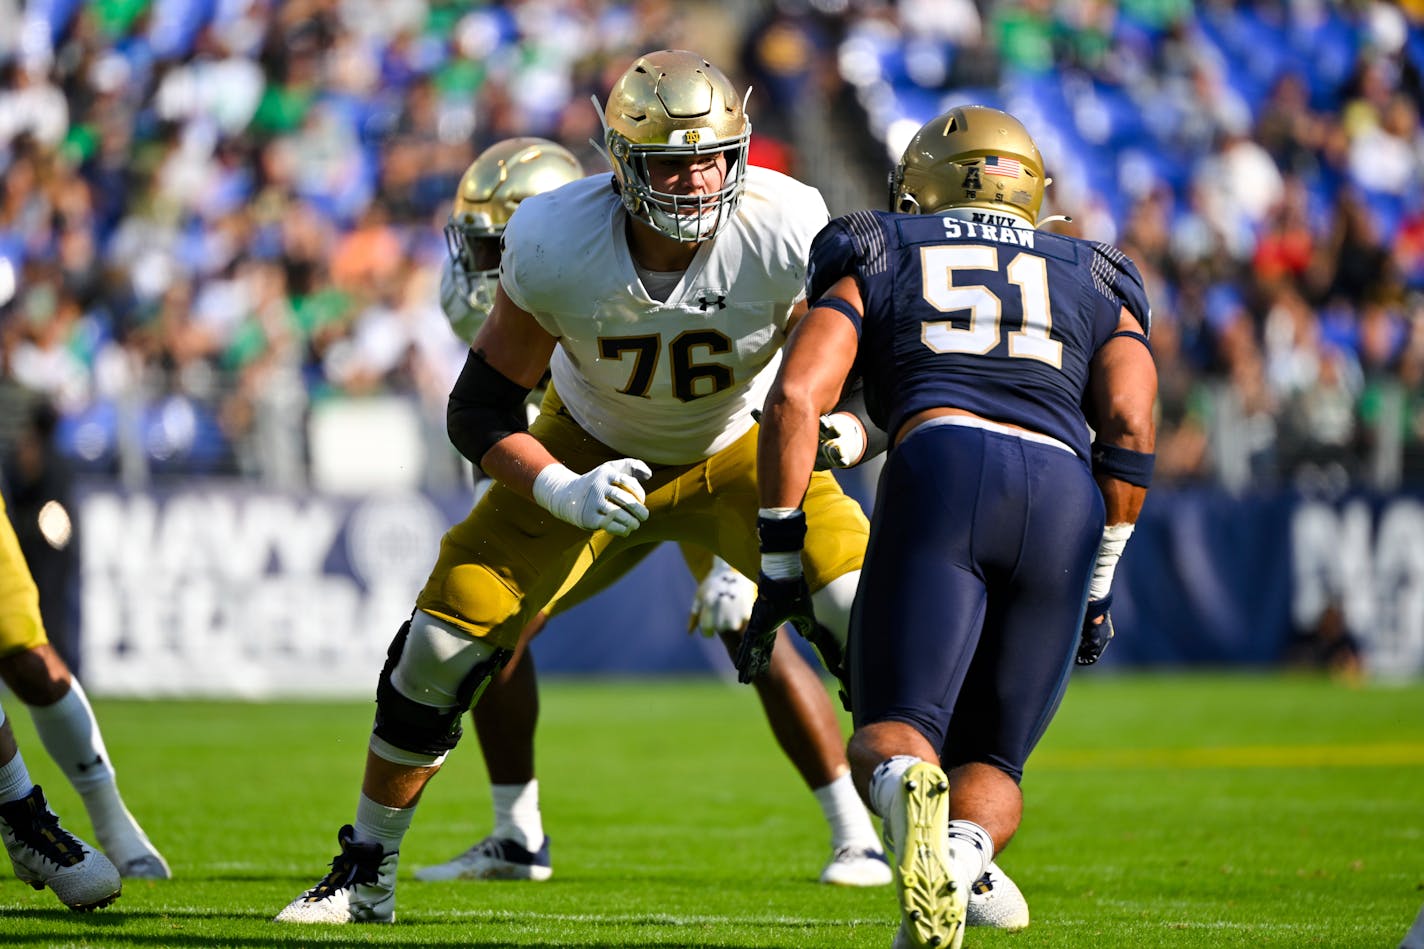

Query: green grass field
[2,672,1421,948]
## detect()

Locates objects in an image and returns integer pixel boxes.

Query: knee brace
[373,611,510,758]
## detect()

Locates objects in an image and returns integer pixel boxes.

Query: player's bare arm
[1078,306,1158,664]
[780,296,811,334]
[742,258,883,688]
[448,283,650,536]
[758,277,862,510]
[1086,307,1157,526]
[447,283,562,498]
[736,279,860,684]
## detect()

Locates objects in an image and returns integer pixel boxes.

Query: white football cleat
[275,825,396,924]
[98,814,171,880]
[820,843,892,886]
[116,852,171,879]
[412,834,552,882]
[689,557,757,636]
[966,860,1029,930]
[0,785,121,912]
[883,762,966,949]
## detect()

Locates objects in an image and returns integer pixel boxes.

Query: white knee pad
[390,610,501,709]
[812,570,860,653]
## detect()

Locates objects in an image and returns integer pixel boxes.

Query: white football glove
[532,459,652,536]
[816,411,869,468]
[440,257,488,345]
[751,407,867,469]
[688,556,757,637]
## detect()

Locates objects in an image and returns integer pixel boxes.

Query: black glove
[735,510,814,683]
[734,572,817,683]
[1076,596,1115,666]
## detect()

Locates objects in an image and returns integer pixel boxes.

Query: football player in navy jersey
[738,106,1157,948]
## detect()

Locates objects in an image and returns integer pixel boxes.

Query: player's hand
[1076,597,1115,666]
[532,459,652,536]
[749,408,866,470]
[735,573,816,683]
[439,259,486,344]
[688,557,757,637]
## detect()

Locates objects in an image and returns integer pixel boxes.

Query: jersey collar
[936,206,1036,229]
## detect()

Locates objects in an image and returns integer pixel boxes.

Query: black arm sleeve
[446,349,534,469]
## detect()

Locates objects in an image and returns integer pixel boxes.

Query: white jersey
[500,166,828,465]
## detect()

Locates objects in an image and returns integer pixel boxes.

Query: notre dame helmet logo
[684,129,702,145]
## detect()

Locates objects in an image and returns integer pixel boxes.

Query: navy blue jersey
[806,210,1150,460]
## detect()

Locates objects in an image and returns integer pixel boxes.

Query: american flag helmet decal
[983,156,1022,177]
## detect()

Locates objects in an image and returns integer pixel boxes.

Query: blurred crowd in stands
[0,0,1422,496]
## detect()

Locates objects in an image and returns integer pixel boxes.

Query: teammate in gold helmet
[441,138,585,343]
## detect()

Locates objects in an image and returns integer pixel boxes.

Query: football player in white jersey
[418,136,889,889]
[276,49,904,926]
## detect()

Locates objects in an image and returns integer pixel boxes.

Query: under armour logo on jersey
[696,289,728,311]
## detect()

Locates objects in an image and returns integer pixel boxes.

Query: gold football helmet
[889,106,1049,225]
[597,50,751,242]
[443,137,583,337]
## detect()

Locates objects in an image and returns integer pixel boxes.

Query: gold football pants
[417,388,867,649]
[0,494,49,658]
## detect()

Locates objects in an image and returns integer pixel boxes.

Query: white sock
[26,681,146,852]
[354,793,416,855]
[868,755,922,823]
[0,744,33,804]
[28,681,114,789]
[491,780,543,851]
[947,819,993,884]
[813,773,879,849]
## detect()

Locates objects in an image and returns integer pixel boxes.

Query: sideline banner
[76,486,730,697]
[1111,489,1424,677]
[75,486,1424,697]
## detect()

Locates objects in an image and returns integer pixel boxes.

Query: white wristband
[1088,522,1134,602]
[759,507,801,520]
[761,551,803,581]
[757,507,804,580]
